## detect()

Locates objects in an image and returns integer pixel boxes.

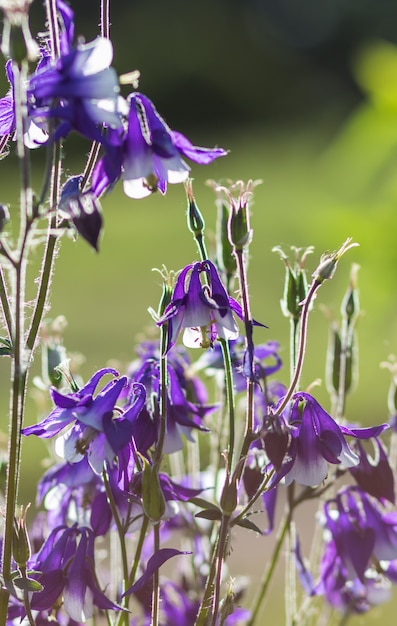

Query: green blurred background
[2,0,397,623]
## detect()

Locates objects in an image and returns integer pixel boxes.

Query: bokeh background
[2,0,397,623]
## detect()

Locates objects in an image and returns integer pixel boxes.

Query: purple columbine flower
[22,368,146,474]
[91,92,227,198]
[317,487,397,613]
[29,36,124,142]
[29,525,121,621]
[280,392,388,487]
[157,260,245,353]
[0,60,48,148]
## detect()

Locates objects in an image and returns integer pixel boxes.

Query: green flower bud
[273,245,313,320]
[186,179,205,237]
[141,457,166,522]
[341,263,360,325]
[13,505,31,570]
[312,238,359,284]
[325,323,355,398]
[216,201,236,282]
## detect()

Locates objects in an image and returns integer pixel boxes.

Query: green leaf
[13,576,44,592]
[234,517,263,535]
[195,509,222,522]
[189,497,219,510]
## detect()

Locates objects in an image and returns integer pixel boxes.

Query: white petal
[82,37,113,76]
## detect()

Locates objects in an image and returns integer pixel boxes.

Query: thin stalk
[151,523,161,626]
[45,0,61,59]
[209,515,230,626]
[126,515,149,591]
[102,468,129,625]
[289,318,299,375]
[234,248,255,473]
[2,60,32,587]
[0,264,13,338]
[153,323,168,465]
[248,508,292,626]
[219,338,236,468]
[275,280,321,417]
[26,140,61,352]
[194,516,229,626]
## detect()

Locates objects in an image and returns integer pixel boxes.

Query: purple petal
[172,130,227,164]
[123,548,191,597]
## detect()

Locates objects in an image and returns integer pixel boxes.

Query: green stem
[275,279,321,417]
[2,60,32,590]
[26,141,61,352]
[194,517,230,626]
[153,323,168,465]
[219,338,236,468]
[102,468,129,624]
[126,515,149,591]
[151,523,161,626]
[248,508,292,625]
[0,264,13,338]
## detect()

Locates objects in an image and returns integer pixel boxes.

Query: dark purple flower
[282,392,388,487]
[349,438,395,504]
[91,92,227,198]
[318,487,397,613]
[59,176,103,251]
[22,369,146,474]
[158,260,244,353]
[0,60,48,147]
[30,525,121,621]
[29,37,124,142]
[130,356,214,453]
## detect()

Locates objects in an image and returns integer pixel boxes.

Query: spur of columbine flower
[22,368,146,474]
[91,92,227,199]
[157,260,257,353]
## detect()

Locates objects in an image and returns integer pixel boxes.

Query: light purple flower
[283,392,388,487]
[29,37,124,142]
[91,92,227,198]
[158,260,244,353]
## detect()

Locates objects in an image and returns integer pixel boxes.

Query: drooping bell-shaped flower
[157,260,246,353]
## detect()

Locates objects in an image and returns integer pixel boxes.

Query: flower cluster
[1,1,397,626]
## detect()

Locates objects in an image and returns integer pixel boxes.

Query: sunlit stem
[194,515,230,626]
[247,508,292,626]
[103,467,129,625]
[219,338,236,468]
[153,323,168,465]
[275,279,321,417]
[290,317,300,381]
[2,60,31,591]
[234,248,255,468]
[127,515,149,591]
[151,523,161,626]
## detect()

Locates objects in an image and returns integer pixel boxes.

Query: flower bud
[216,200,236,282]
[228,199,251,250]
[186,179,205,237]
[12,504,31,570]
[312,238,359,284]
[273,246,313,320]
[141,458,166,522]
